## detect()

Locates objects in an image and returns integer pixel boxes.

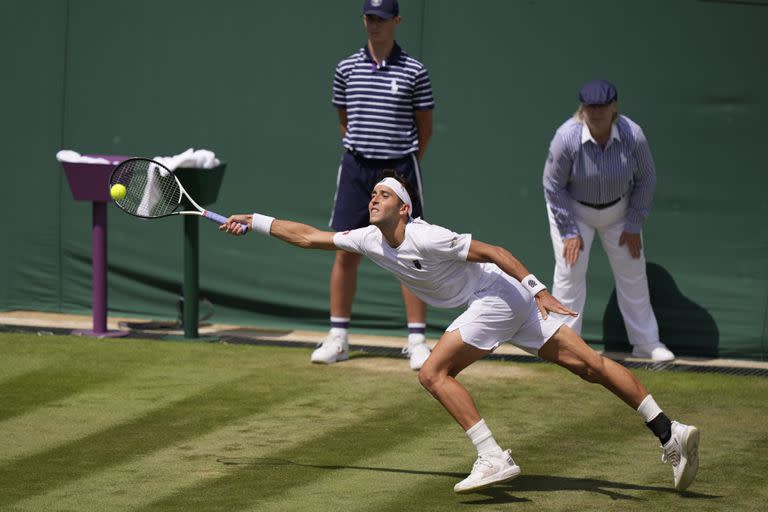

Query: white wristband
[521,274,547,296]
[251,213,275,235]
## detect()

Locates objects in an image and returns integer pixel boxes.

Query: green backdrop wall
[1,0,766,359]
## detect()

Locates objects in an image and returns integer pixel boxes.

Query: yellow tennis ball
[110,184,127,201]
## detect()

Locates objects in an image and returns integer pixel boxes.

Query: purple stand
[60,154,131,338]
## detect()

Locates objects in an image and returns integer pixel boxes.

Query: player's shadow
[217,458,720,503]
[601,262,719,357]
[459,474,721,505]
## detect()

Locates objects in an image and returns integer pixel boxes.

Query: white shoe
[403,337,431,370]
[632,343,675,362]
[310,333,349,364]
[453,449,521,494]
[662,421,700,491]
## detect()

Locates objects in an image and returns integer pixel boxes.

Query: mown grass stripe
[0,363,255,463]
[0,352,67,386]
[134,394,457,512]
[9,374,426,511]
[0,366,126,422]
[238,422,470,512]
[0,369,328,508]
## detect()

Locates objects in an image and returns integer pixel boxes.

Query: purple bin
[59,154,132,338]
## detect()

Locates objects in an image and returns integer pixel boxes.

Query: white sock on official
[466,419,503,457]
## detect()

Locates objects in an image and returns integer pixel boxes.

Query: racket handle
[203,210,248,234]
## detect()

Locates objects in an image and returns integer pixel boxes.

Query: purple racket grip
[203,210,248,234]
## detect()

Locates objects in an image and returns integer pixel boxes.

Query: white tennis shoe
[403,335,431,370]
[454,449,521,494]
[310,333,349,364]
[662,421,700,491]
[632,343,675,362]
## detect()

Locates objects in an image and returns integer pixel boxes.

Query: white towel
[56,150,112,165]
[136,163,167,217]
[137,149,221,216]
[153,148,221,171]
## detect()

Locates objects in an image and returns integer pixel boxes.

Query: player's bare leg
[417,330,486,428]
[538,324,699,491]
[402,285,430,370]
[538,324,648,407]
[311,251,362,364]
[418,330,521,493]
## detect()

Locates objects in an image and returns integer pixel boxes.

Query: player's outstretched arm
[467,240,577,319]
[220,214,337,250]
[467,240,530,281]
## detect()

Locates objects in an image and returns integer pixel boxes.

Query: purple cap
[579,79,618,105]
[363,0,399,19]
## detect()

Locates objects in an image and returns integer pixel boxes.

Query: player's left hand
[619,231,642,258]
[219,214,252,236]
[535,290,578,319]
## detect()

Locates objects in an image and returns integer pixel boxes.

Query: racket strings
[110,160,181,217]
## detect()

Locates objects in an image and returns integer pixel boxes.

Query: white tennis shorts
[446,272,564,355]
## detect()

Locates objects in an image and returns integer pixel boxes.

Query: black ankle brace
[646,412,672,445]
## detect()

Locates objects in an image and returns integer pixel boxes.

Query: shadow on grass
[217,457,467,478]
[460,474,721,505]
[216,458,721,504]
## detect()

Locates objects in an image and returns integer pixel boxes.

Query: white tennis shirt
[333,218,501,308]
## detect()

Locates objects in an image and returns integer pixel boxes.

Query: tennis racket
[109,158,247,234]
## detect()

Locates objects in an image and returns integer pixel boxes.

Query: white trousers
[547,197,660,348]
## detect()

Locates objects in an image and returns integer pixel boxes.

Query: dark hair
[377,169,421,214]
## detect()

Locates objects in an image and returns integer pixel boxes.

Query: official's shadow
[602,262,719,357]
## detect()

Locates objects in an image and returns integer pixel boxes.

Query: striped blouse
[543,115,657,237]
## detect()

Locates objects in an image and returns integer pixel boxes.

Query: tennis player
[219,173,700,494]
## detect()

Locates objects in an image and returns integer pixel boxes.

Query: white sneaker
[662,421,700,491]
[310,333,349,364]
[453,449,521,494]
[403,338,431,370]
[632,343,675,362]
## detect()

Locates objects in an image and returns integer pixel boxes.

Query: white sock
[329,317,350,339]
[408,333,426,345]
[466,419,503,457]
[329,327,348,338]
[636,394,663,423]
[408,323,426,345]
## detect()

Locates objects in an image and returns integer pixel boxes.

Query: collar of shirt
[362,42,402,71]
[580,121,621,147]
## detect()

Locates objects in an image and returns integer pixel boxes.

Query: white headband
[376,177,413,218]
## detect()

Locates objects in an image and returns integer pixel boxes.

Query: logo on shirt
[449,237,459,248]
[412,260,422,270]
[391,79,399,95]
[342,230,350,235]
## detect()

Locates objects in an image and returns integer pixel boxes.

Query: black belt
[347,148,409,162]
[577,197,622,210]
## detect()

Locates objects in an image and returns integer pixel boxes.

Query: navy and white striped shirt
[543,115,657,237]
[332,43,435,159]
